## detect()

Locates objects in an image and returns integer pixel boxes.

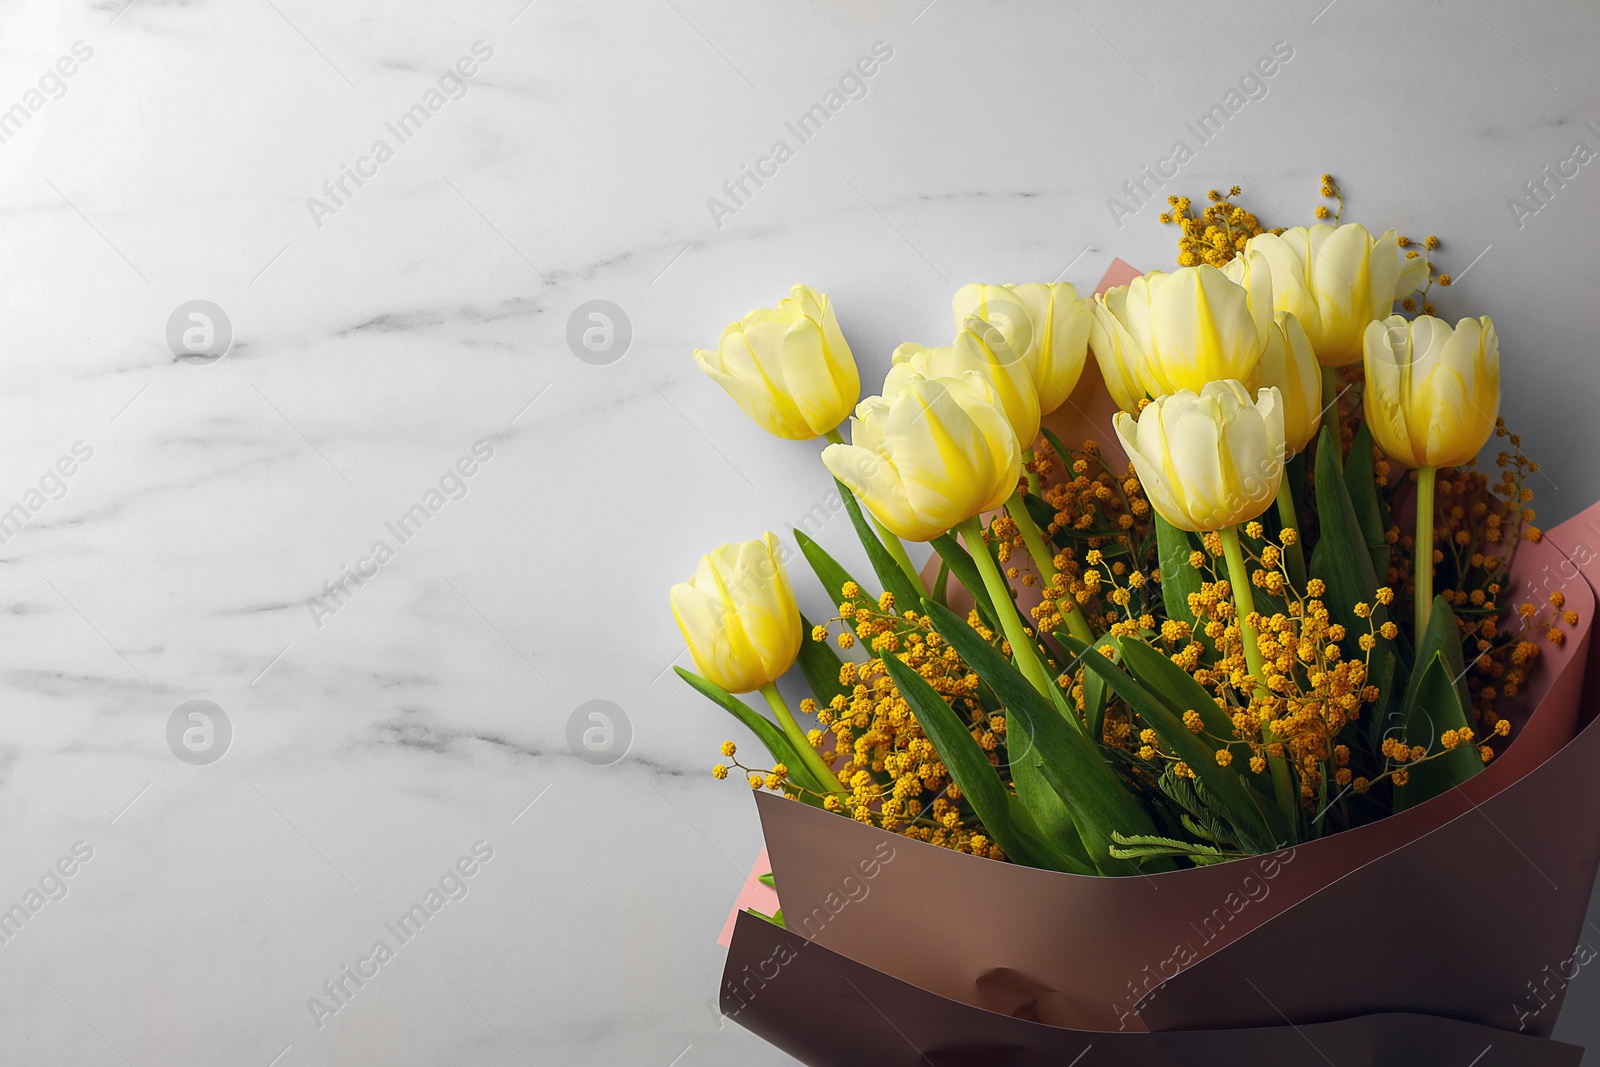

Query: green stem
[933,559,950,607]
[1415,465,1437,639]
[957,515,1055,697]
[1006,493,1056,582]
[760,682,844,793]
[1274,478,1308,591]
[1320,365,1342,441]
[823,427,928,600]
[1005,492,1093,645]
[872,515,930,600]
[1220,524,1296,818]
[1024,447,1042,496]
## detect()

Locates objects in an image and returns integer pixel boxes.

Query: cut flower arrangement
[670,179,1600,1064]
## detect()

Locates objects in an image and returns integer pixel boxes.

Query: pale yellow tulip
[822,376,1021,542]
[951,283,1092,414]
[1094,263,1271,401]
[694,285,860,439]
[1240,224,1430,367]
[885,316,1040,449]
[1363,314,1500,469]
[1113,380,1285,533]
[1261,312,1322,456]
[670,533,802,694]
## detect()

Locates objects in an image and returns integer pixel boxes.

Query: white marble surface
[1,0,1599,1063]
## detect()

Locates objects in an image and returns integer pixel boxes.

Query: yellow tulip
[1094,262,1271,401]
[1240,224,1430,366]
[1261,311,1322,456]
[670,533,801,694]
[822,376,1021,542]
[885,315,1040,449]
[950,283,1092,414]
[1113,380,1285,533]
[1363,314,1500,469]
[694,284,860,439]
[1087,298,1151,412]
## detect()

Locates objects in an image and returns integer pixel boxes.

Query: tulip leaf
[1154,512,1202,630]
[879,654,1089,873]
[1115,637,1274,793]
[794,528,875,636]
[1010,754,1095,871]
[1075,640,1114,742]
[1342,423,1391,582]
[1403,596,1473,719]
[1059,633,1285,852]
[833,478,922,612]
[674,667,827,803]
[796,611,847,709]
[924,600,1167,873]
[927,532,1000,632]
[1391,650,1482,812]
[1117,637,1233,737]
[1309,428,1396,680]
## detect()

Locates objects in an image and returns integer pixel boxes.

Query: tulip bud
[1242,223,1430,367]
[694,285,860,440]
[670,533,802,694]
[1094,264,1270,403]
[1114,381,1285,533]
[1363,314,1500,469]
[951,282,1092,414]
[1262,311,1322,457]
[822,377,1022,542]
[885,316,1041,449]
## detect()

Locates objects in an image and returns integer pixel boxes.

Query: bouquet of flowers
[671,178,1600,1064]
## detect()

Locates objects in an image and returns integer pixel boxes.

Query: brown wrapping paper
[748,522,1596,1033]
[723,911,1585,1066]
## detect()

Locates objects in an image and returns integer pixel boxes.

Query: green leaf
[834,478,922,611]
[1077,641,1114,742]
[1403,596,1473,719]
[927,532,999,632]
[796,612,847,709]
[925,601,1168,874]
[1392,650,1483,812]
[1343,424,1391,582]
[1154,512,1202,630]
[1010,755,1095,871]
[757,872,776,888]
[1115,637,1273,793]
[1060,633,1285,852]
[794,528,874,635]
[1309,427,1397,694]
[674,667,827,802]
[879,655,1086,872]
[1038,426,1077,481]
